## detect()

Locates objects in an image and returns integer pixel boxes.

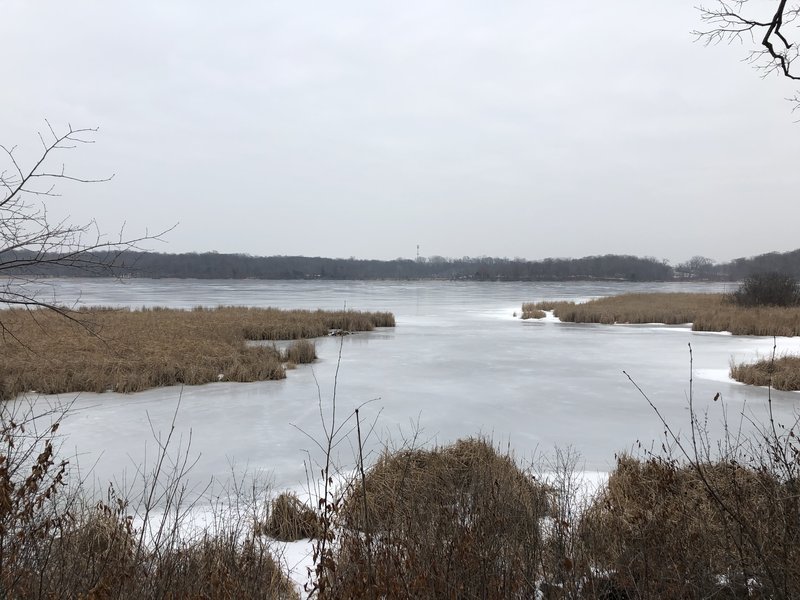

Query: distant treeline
[5,248,800,281]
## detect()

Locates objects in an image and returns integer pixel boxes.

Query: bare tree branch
[0,123,174,318]
[695,0,800,85]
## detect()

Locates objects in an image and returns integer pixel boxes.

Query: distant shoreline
[6,248,797,281]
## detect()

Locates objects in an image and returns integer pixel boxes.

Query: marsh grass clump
[261,491,320,541]
[0,306,394,399]
[283,339,317,365]
[146,534,298,599]
[730,354,800,390]
[580,452,800,599]
[326,437,549,599]
[529,293,720,325]
[521,302,546,319]
[524,293,800,336]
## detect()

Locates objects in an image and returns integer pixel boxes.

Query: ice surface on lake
[26,279,798,500]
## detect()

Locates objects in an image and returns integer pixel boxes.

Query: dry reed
[326,437,549,599]
[0,402,300,599]
[260,491,320,542]
[580,454,799,598]
[730,354,800,391]
[0,306,394,399]
[283,339,317,365]
[525,292,800,335]
[520,303,546,319]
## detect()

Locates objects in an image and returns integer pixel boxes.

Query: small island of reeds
[522,293,800,336]
[523,282,800,390]
[0,306,395,399]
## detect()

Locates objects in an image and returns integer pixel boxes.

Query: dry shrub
[729,272,800,308]
[524,293,800,336]
[0,306,394,399]
[521,302,546,319]
[41,500,138,598]
[283,339,317,365]
[261,491,320,541]
[326,437,549,599]
[0,403,299,599]
[147,534,298,600]
[581,454,798,599]
[730,355,800,391]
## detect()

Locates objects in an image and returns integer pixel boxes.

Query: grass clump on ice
[523,292,800,335]
[520,303,546,319]
[260,491,320,542]
[0,306,394,399]
[730,354,800,391]
[282,339,317,365]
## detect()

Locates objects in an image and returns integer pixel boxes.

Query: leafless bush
[0,398,299,599]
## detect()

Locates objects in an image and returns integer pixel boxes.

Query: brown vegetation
[520,303,546,319]
[579,455,795,598]
[525,292,800,335]
[8,389,800,599]
[260,491,320,541]
[283,339,317,365]
[0,405,299,599]
[730,354,800,391]
[0,306,394,399]
[321,437,550,599]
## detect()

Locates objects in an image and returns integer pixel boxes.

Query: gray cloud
[4,0,798,263]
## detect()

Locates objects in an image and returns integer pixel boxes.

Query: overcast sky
[3,1,799,263]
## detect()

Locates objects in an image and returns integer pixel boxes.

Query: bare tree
[695,1,800,87]
[0,122,169,314]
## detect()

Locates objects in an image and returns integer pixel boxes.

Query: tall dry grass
[520,303,546,319]
[0,401,300,599]
[730,354,800,390]
[321,437,550,599]
[0,306,394,399]
[579,455,792,598]
[283,339,317,365]
[525,292,800,335]
[260,491,320,541]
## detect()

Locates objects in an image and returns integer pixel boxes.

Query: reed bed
[0,306,394,399]
[524,293,800,335]
[730,355,800,391]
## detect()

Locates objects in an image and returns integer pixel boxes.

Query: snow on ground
[541,310,561,323]
[274,539,314,594]
[695,368,740,386]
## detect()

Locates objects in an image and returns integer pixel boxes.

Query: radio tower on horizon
[416,244,420,261]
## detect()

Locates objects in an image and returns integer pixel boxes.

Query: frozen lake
[21,278,800,499]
